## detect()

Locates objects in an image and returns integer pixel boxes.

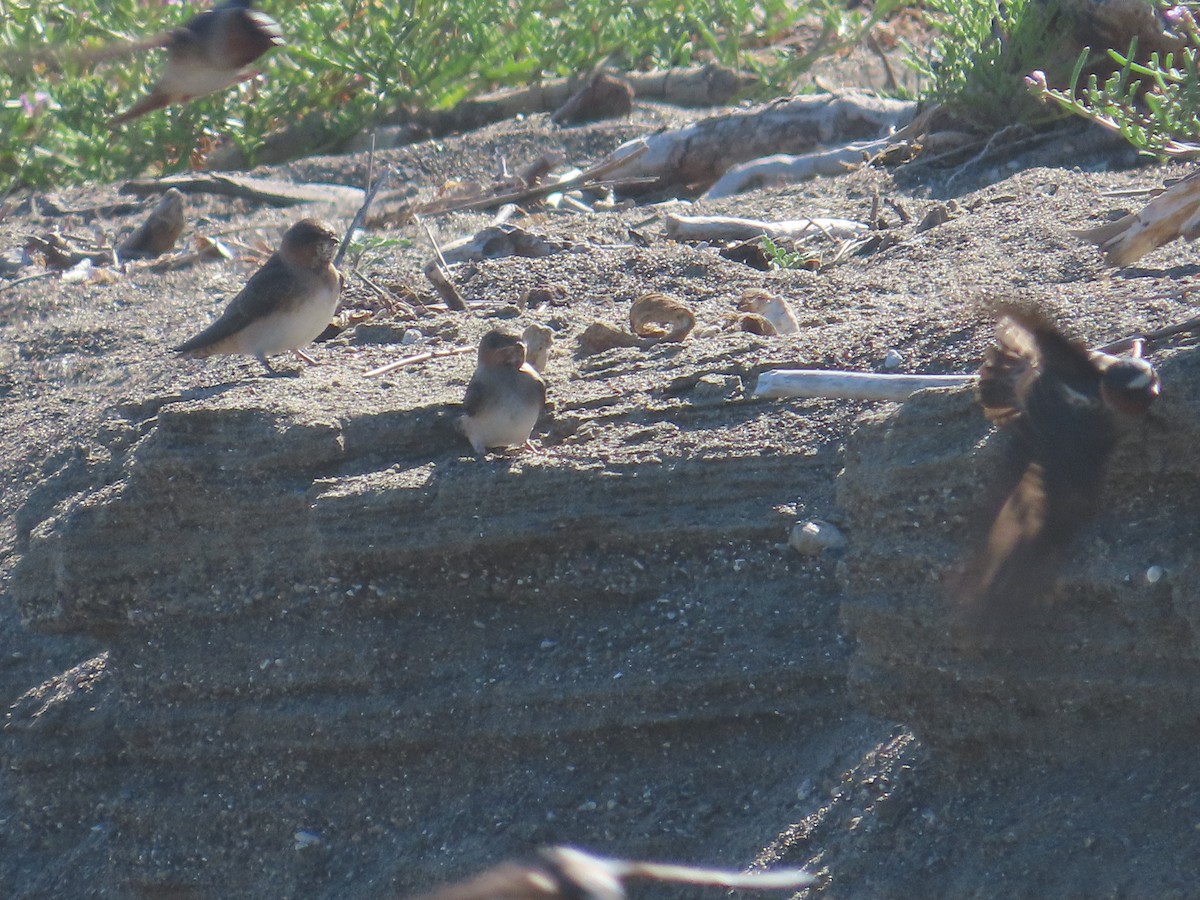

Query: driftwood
[24,233,112,269]
[663,213,868,242]
[753,370,975,401]
[418,218,467,312]
[551,72,634,126]
[1075,170,1200,266]
[121,173,364,209]
[596,93,917,191]
[436,224,572,267]
[704,139,891,200]
[400,64,759,135]
[703,104,945,199]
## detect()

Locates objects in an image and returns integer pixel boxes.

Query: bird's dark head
[280,218,339,267]
[1099,355,1161,415]
[478,330,527,369]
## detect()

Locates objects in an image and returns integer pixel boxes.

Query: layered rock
[3,372,853,898]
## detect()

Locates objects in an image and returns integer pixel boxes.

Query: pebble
[883,349,904,369]
[293,830,322,850]
[691,374,741,405]
[789,519,848,556]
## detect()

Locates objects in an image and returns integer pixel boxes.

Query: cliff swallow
[174,218,340,374]
[110,0,284,126]
[956,305,1161,624]
[459,330,546,454]
[118,188,186,260]
[408,846,813,900]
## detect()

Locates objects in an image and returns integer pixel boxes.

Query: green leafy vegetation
[0,0,886,193]
[1030,6,1200,158]
[908,0,1072,127]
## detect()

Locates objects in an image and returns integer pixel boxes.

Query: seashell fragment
[629,292,695,342]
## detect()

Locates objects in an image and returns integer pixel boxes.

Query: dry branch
[122,173,364,209]
[362,345,474,379]
[397,64,758,135]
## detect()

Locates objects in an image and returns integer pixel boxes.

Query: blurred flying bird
[957,304,1160,624]
[110,0,284,126]
[408,845,814,900]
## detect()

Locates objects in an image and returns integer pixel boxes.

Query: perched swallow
[408,846,813,900]
[459,330,546,454]
[118,188,186,260]
[110,0,284,126]
[174,218,340,374]
[956,305,1161,625]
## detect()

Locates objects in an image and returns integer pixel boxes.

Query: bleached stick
[663,213,867,242]
[362,345,474,379]
[753,369,975,401]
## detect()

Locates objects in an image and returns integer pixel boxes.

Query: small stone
[883,349,904,369]
[691,374,740,405]
[401,328,423,345]
[1146,565,1164,584]
[789,519,848,556]
[294,830,322,850]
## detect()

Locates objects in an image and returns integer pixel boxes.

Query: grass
[0,0,885,194]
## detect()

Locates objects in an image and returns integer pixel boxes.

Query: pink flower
[18,91,54,117]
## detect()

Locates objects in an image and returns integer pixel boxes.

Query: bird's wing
[174,253,295,352]
[461,371,495,418]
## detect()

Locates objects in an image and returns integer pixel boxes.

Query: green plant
[911,0,1072,127]
[1028,5,1200,158]
[759,234,817,270]
[1,0,902,194]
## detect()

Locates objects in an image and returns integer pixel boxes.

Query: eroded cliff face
[2,327,861,898]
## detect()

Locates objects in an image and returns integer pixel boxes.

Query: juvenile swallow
[110,0,284,126]
[408,846,813,900]
[459,330,546,454]
[174,218,340,374]
[956,305,1161,625]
